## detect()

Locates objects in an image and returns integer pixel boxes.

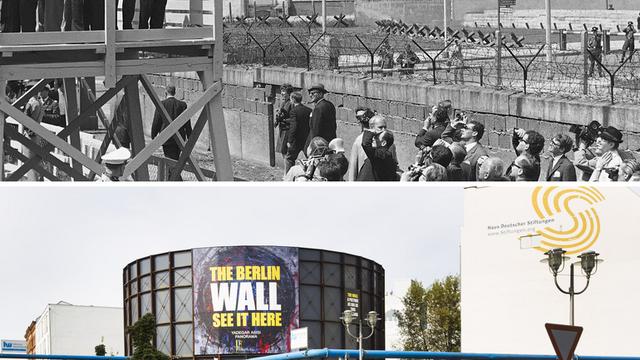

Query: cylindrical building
[123,246,385,359]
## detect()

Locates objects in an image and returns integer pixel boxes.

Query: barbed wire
[223,25,640,105]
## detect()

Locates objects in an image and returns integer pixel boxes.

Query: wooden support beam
[4,146,58,182]
[124,76,150,181]
[0,31,103,46]
[139,74,204,181]
[201,71,233,181]
[80,78,123,148]
[63,78,83,173]
[87,104,122,180]
[122,81,222,178]
[170,108,209,181]
[0,98,103,175]
[2,57,213,81]
[202,0,233,181]
[8,76,133,181]
[105,0,117,88]
[4,126,87,181]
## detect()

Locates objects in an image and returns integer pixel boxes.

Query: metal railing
[252,349,640,360]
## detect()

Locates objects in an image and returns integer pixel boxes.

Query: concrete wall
[355,0,452,27]
[153,66,640,171]
[453,0,640,21]
[142,75,275,166]
[289,0,354,17]
[463,9,640,31]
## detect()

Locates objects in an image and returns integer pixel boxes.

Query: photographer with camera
[284,137,330,182]
[506,128,544,181]
[586,126,625,182]
[571,120,602,181]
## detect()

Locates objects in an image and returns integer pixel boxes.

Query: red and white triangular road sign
[545,323,583,360]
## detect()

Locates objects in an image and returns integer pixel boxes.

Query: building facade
[123,246,385,359]
[30,302,124,356]
[461,187,640,357]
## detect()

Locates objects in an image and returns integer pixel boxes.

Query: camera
[605,167,619,181]
[569,120,601,148]
[301,147,330,180]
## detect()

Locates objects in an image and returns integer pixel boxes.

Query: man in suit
[307,83,336,148]
[460,120,489,181]
[63,0,84,31]
[541,133,576,181]
[116,0,136,29]
[284,92,311,174]
[1,0,38,32]
[415,106,449,150]
[139,0,167,29]
[506,128,544,181]
[151,85,192,180]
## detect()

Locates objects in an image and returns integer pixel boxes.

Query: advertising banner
[461,187,640,356]
[193,246,299,355]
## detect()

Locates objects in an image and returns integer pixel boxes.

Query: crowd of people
[275,83,640,182]
[0,0,168,33]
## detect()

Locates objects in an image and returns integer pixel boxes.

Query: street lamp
[541,248,603,325]
[341,310,379,360]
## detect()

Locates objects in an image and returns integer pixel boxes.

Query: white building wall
[48,305,124,356]
[461,187,640,357]
[34,308,50,355]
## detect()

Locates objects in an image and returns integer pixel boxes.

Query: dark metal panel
[323,263,341,287]
[323,322,344,348]
[299,248,321,261]
[344,265,357,289]
[323,251,341,263]
[322,287,342,322]
[300,261,321,285]
[300,321,322,349]
[299,285,321,320]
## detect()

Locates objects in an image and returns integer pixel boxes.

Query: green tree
[394,275,461,352]
[425,275,460,352]
[394,280,429,350]
[128,314,169,360]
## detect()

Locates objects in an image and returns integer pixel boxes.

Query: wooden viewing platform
[0,0,232,181]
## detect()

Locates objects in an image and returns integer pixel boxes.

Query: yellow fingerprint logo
[531,186,605,255]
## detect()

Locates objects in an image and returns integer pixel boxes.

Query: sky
[0,185,463,345]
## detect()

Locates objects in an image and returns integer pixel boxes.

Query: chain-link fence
[222,18,640,105]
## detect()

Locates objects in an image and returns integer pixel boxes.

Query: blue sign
[1,340,27,353]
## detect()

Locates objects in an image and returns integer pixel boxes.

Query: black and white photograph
[1,0,640,182]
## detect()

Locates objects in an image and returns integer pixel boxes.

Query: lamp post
[341,310,379,360]
[541,248,603,326]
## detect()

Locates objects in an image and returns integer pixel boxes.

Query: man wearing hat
[306,83,336,150]
[588,126,625,182]
[621,21,636,63]
[98,147,133,182]
[588,27,603,78]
